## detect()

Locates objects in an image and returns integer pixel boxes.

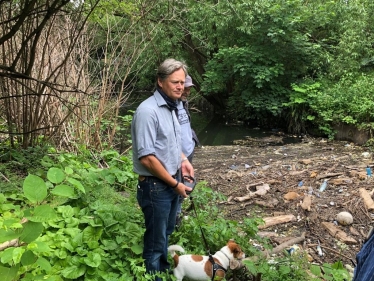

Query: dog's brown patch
[173,255,179,267]
[227,240,245,259]
[191,255,203,262]
[204,257,225,280]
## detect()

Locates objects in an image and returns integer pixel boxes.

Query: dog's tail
[168,245,185,257]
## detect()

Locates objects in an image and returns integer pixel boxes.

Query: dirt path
[192,138,373,266]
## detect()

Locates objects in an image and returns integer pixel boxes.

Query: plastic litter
[286,244,300,255]
[317,240,323,256]
[366,166,372,177]
[319,179,328,192]
[298,181,303,187]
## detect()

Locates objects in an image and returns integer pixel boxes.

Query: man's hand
[181,158,194,178]
[174,182,192,198]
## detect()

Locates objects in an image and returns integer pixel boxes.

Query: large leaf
[0,265,19,281]
[131,244,143,255]
[47,168,65,184]
[83,252,101,268]
[51,184,76,197]
[1,248,15,264]
[36,257,51,272]
[0,229,20,243]
[20,250,36,266]
[25,205,57,222]
[27,241,52,253]
[19,221,44,243]
[67,178,85,193]
[82,226,103,243]
[61,265,86,279]
[23,175,47,203]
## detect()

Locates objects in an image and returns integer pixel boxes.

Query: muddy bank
[192,139,373,266]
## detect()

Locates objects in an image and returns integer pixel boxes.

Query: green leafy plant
[0,148,147,281]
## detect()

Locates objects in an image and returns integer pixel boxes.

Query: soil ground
[192,136,374,268]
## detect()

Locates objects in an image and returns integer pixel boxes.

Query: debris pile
[193,139,374,269]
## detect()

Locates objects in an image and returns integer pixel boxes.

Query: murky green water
[196,117,301,146]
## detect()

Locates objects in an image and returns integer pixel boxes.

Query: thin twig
[0,172,10,182]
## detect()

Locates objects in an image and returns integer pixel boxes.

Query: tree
[0,0,100,148]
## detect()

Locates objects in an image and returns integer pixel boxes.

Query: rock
[336,211,354,226]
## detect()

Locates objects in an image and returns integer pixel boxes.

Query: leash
[190,195,211,253]
[189,195,227,280]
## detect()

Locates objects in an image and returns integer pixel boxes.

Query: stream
[196,117,302,146]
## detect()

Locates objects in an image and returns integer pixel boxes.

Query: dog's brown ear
[230,259,241,270]
[227,239,236,245]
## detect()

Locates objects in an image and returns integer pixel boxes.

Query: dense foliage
[0,145,351,280]
[2,0,374,147]
[0,0,369,280]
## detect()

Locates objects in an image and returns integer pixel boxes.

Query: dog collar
[219,250,231,263]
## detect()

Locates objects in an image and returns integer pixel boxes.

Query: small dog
[168,239,245,281]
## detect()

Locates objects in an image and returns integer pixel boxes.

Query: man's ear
[157,78,162,88]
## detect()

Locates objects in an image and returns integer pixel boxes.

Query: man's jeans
[354,229,374,281]
[137,176,178,279]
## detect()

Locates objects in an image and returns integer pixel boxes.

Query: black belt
[138,170,179,181]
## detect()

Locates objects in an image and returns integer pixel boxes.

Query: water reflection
[197,119,301,146]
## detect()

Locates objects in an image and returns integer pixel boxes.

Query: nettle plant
[0,151,150,281]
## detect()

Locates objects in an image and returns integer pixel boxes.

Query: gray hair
[157,58,188,81]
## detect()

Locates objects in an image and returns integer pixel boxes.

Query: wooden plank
[321,222,357,244]
[359,188,374,211]
[258,214,296,229]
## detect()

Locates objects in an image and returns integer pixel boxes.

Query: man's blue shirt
[131,90,181,176]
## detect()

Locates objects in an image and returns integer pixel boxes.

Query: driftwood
[234,184,270,202]
[331,178,353,185]
[246,182,265,190]
[316,173,343,180]
[257,231,278,238]
[360,188,374,211]
[255,198,279,208]
[258,214,296,229]
[283,192,301,201]
[300,194,312,211]
[233,232,306,269]
[299,159,312,165]
[267,232,306,255]
[288,170,306,176]
[321,222,357,244]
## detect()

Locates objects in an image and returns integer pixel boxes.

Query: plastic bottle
[319,179,328,192]
[298,181,303,187]
[367,166,372,177]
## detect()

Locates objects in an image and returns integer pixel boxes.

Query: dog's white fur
[168,240,245,281]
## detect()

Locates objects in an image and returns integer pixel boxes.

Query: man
[175,75,200,227]
[177,75,200,163]
[353,227,374,281]
[131,58,194,280]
